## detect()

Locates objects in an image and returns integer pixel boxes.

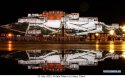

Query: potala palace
[18,11,119,36]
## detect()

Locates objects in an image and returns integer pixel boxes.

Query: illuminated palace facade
[18,11,119,36]
[18,11,102,35]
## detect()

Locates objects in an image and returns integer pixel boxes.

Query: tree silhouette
[115,28,124,36]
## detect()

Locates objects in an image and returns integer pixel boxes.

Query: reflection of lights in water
[122,42,125,51]
[8,44,12,51]
[96,41,99,50]
[109,50,114,53]
[8,41,12,44]
[96,44,99,51]
[8,41,13,51]
[19,50,122,71]
[96,41,99,44]
[121,52,125,58]
[109,41,114,53]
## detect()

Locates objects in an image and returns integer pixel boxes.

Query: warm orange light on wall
[41,11,65,20]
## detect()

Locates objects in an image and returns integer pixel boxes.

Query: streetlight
[109,30,115,41]
[122,26,125,40]
[7,33,13,41]
[122,26,125,32]
[121,52,125,59]
[95,33,100,40]
[8,33,12,37]
[109,30,115,35]
[95,33,99,36]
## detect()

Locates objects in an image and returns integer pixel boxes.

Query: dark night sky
[0,0,125,25]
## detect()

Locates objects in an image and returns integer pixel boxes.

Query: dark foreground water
[0,49,125,75]
[0,41,125,75]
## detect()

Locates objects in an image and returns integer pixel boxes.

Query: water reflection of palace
[17,49,120,72]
